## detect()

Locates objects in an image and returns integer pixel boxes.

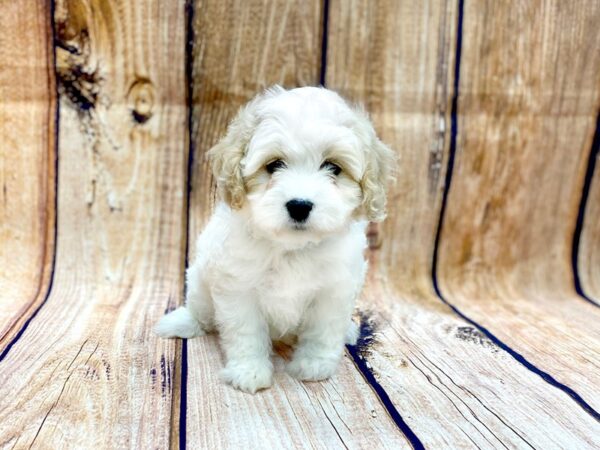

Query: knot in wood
[128,78,155,124]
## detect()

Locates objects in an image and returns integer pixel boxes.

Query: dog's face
[209,86,394,249]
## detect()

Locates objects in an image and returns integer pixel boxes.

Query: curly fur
[155,86,393,393]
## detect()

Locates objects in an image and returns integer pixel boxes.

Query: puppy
[155,86,393,393]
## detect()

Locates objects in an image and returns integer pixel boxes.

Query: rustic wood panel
[189,0,325,236]
[327,0,600,446]
[185,0,409,447]
[437,0,600,411]
[0,0,55,351]
[356,269,600,448]
[327,0,454,300]
[187,334,409,449]
[579,135,600,301]
[0,0,597,447]
[0,1,187,448]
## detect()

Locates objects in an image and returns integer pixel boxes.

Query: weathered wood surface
[0,0,186,448]
[186,1,408,447]
[189,0,324,239]
[437,0,600,412]
[327,0,600,447]
[579,129,600,301]
[0,0,599,448]
[0,0,55,352]
[357,269,600,449]
[186,334,409,449]
[327,0,455,300]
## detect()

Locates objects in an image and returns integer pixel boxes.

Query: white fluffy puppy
[156,86,393,393]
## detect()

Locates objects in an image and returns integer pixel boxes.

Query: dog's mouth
[291,223,308,231]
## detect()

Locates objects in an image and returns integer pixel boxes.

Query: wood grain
[185,1,409,447]
[328,0,600,446]
[0,0,56,351]
[189,0,324,237]
[186,334,409,449]
[327,0,455,300]
[357,266,600,448]
[0,1,187,448]
[0,0,598,447]
[579,138,600,301]
[437,0,600,411]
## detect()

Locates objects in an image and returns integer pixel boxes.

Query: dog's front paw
[220,358,273,394]
[286,354,339,381]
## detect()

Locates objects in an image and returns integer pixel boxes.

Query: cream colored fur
[155,86,393,393]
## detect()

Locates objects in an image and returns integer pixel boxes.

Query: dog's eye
[320,160,342,176]
[266,159,286,174]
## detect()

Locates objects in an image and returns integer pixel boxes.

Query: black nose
[286,199,313,223]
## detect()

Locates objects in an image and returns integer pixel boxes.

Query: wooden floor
[1,1,600,448]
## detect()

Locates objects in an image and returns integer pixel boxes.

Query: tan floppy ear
[207,86,285,208]
[361,136,395,222]
[207,101,258,209]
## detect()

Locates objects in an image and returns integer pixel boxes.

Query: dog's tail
[154,306,204,339]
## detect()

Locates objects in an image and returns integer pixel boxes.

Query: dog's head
[208,86,394,248]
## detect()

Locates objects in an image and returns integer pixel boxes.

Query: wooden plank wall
[579,121,600,301]
[0,0,56,353]
[437,0,600,412]
[0,0,599,448]
[1,0,187,447]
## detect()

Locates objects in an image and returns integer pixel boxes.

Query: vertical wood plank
[578,125,600,301]
[327,0,454,299]
[438,0,600,411]
[0,1,187,447]
[189,0,324,236]
[327,1,600,446]
[185,1,409,447]
[0,0,55,350]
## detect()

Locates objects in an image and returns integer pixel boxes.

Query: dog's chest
[256,252,328,334]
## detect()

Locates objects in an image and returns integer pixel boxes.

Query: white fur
[155,86,393,393]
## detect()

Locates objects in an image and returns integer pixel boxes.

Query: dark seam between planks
[345,314,425,449]
[179,339,189,450]
[179,1,196,449]
[319,0,329,86]
[0,0,59,364]
[346,343,425,450]
[431,292,600,422]
[431,0,600,423]
[571,110,600,307]
[431,0,463,277]
[320,1,424,446]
